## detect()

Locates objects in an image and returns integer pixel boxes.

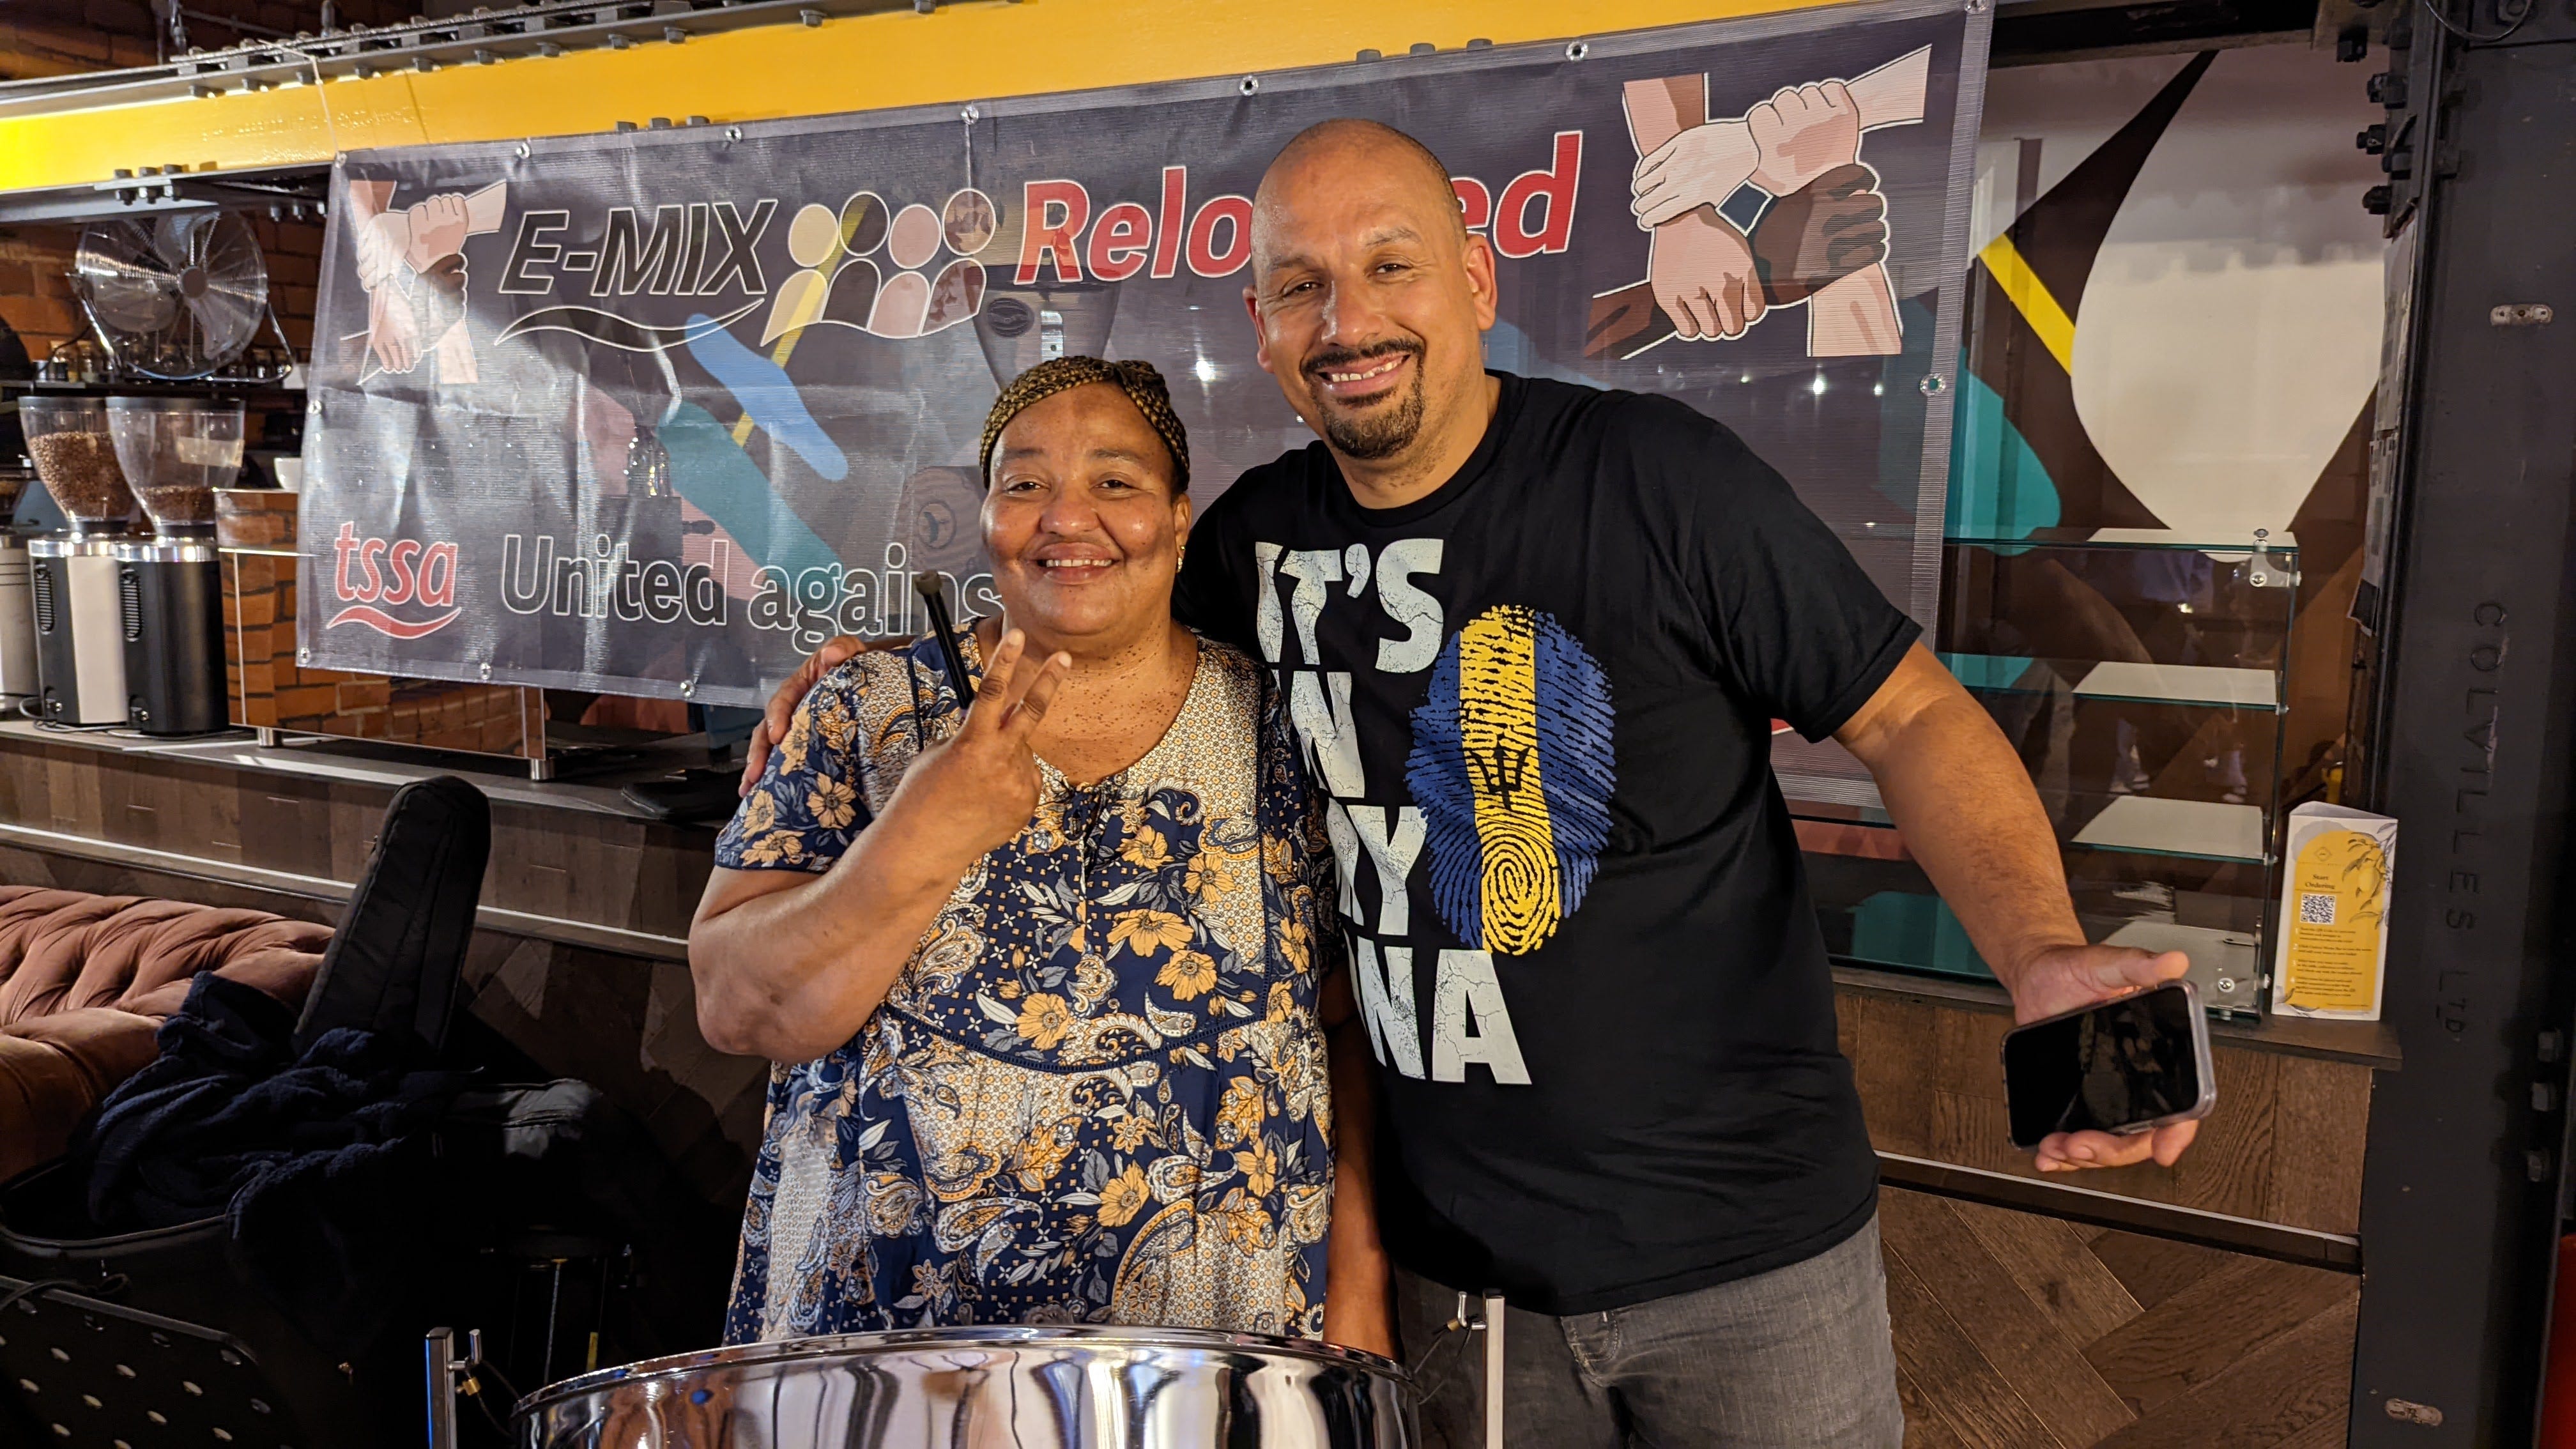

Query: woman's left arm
[1319,965,1399,1358]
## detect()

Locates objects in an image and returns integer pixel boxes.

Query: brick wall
[1,1,169,77]
[250,215,326,355]
[0,0,417,363]
[0,227,86,365]
[0,0,422,81]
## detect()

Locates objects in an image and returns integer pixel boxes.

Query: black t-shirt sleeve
[1648,401,1921,741]
[1172,476,1262,653]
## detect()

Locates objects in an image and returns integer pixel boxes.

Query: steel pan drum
[512,1324,1417,1448]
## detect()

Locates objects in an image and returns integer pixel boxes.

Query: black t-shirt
[1173,372,1919,1314]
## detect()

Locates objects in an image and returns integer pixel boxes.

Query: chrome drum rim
[511,1324,1413,1420]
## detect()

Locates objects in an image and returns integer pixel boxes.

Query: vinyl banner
[302,0,1990,710]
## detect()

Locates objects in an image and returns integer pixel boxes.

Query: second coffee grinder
[108,396,236,736]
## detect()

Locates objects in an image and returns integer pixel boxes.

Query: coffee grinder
[107,397,236,736]
[23,395,134,725]
[0,466,38,713]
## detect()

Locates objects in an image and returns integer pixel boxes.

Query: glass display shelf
[1939,652,2281,710]
[1818,891,2266,1015]
[1785,789,2271,866]
[1942,526,2299,553]
[1790,525,2299,1020]
[1940,531,2299,678]
[2067,795,2269,864]
[1803,838,2269,1016]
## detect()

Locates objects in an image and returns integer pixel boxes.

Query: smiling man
[1164,118,2198,1446]
[743,118,2198,1447]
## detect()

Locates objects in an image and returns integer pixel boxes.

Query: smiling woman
[686,357,1393,1354]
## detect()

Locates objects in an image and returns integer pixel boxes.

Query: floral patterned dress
[712,633,1343,1344]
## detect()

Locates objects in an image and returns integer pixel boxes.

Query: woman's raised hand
[891,630,1074,864]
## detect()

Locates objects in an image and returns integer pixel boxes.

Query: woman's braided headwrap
[977,356,1190,494]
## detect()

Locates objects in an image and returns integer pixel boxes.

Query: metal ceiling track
[0,0,922,121]
[0,0,2331,227]
[0,165,327,226]
[4,0,1832,215]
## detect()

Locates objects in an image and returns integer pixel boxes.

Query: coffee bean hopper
[486,1325,1420,1449]
[107,395,237,735]
[22,394,134,726]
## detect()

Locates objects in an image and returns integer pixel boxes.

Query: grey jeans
[1393,1215,1903,1448]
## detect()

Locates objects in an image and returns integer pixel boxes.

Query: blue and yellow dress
[712,633,1342,1343]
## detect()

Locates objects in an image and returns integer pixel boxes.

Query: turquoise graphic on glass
[1848,891,1990,977]
[1945,368,2059,544]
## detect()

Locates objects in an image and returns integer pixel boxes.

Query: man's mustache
[1301,339,1423,385]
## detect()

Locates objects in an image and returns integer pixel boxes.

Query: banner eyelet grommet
[1238,75,1259,96]
[1565,40,1590,61]
[1919,374,1949,396]
[478,663,492,680]
[680,680,696,698]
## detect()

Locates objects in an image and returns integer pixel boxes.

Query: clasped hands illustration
[348,180,507,381]
[1593,47,1930,359]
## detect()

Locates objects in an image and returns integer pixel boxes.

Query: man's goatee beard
[1322,376,1426,461]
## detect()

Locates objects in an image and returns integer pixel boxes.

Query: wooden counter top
[0,719,691,822]
[1834,962,2404,1071]
[0,719,716,958]
[0,720,2380,1271]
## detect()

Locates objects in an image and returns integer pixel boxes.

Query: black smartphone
[2002,981,2217,1149]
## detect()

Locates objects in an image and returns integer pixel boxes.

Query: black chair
[294,774,492,1057]
[0,775,494,1446]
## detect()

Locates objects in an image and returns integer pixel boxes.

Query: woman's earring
[1177,542,1188,569]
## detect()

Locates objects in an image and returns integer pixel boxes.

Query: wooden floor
[1883,1188,2359,1449]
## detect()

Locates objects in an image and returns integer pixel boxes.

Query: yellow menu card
[2271,802,2397,1020]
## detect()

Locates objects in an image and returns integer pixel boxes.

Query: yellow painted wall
[0,0,1823,192]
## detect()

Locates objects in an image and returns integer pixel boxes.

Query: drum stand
[0,1273,305,1446]
[1484,1294,1505,1449]
[424,1327,496,1449]
[1475,1292,1505,1449]
[1424,1290,1508,1449]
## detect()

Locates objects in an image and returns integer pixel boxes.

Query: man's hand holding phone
[2004,945,2202,1174]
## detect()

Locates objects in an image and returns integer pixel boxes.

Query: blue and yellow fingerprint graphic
[1405,606,1616,955]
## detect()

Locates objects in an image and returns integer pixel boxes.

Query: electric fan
[72,212,270,380]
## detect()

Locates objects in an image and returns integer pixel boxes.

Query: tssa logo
[327,523,461,638]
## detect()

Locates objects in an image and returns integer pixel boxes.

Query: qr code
[2299,893,2337,926]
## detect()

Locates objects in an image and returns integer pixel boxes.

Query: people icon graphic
[759,187,994,344]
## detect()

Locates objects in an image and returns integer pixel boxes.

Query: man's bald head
[1255,118,1466,245]
[1240,116,1498,485]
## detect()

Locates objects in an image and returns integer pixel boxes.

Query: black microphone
[914,572,975,707]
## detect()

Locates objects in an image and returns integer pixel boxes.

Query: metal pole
[424,1328,461,1449]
